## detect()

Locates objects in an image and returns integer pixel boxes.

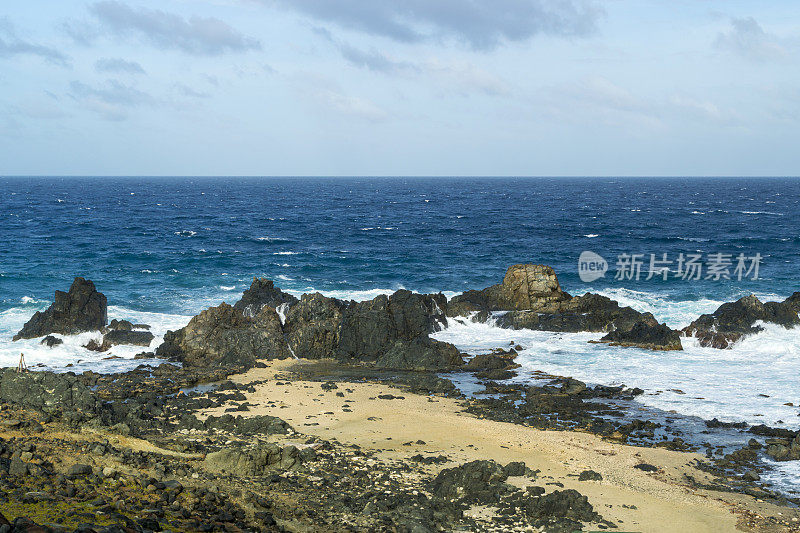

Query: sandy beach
[194,358,800,533]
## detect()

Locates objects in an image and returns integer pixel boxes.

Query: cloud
[95,57,146,74]
[715,17,788,62]
[268,0,603,50]
[0,17,70,65]
[318,30,509,96]
[69,79,154,120]
[292,73,388,122]
[174,84,210,99]
[84,1,260,55]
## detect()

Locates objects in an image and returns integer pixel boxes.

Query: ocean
[1,176,799,440]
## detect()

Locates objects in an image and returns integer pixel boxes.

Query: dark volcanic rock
[375,335,463,371]
[103,328,155,347]
[683,294,800,348]
[430,460,511,504]
[13,277,107,340]
[234,277,298,316]
[497,292,659,334]
[40,335,63,347]
[157,302,291,369]
[765,433,800,461]
[522,489,601,530]
[284,293,346,359]
[465,351,517,371]
[205,442,303,475]
[337,289,448,362]
[598,320,682,351]
[448,265,669,344]
[0,368,100,421]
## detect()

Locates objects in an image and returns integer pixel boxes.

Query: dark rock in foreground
[683,293,800,348]
[13,277,107,341]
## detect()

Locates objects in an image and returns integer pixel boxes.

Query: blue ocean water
[2,177,800,439]
[2,176,798,316]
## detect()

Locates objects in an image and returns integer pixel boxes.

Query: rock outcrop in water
[683,293,800,348]
[12,277,107,341]
[447,264,571,315]
[597,320,682,351]
[157,303,292,368]
[160,287,462,371]
[234,277,298,316]
[448,264,681,350]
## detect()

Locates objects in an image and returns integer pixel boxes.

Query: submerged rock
[683,294,800,348]
[13,277,107,340]
[39,335,63,347]
[597,320,682,351]
[234,277,298,316]
[103,328,155,347]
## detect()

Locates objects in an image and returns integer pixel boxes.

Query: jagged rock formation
[160,286,461,371]
[156,303,292,368]
[683,293,800,348]
[448,264,680,350]
[13,277,107,340]
[234,277,298,316]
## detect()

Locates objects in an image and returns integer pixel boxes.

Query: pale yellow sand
[200,359,800,533]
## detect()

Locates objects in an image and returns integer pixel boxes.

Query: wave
[0,304,191,373]
[432,316,800,429]
[253,236,292,244]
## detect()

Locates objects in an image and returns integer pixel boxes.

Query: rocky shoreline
[2,265,800,532]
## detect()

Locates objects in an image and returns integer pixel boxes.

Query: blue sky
[1,1,799,176]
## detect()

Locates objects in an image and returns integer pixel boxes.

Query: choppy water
[1,176,799,432]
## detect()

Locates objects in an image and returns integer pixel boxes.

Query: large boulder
[683,294,800,348]
[204,442,303,475]
[448,264,570,315]
[13,277,107,340]
[337,290,448,361]
[156,303,291,368]
[284,293,346,359]
[375,335,463,371]
[234,278,298,317]
[597,320,682,351]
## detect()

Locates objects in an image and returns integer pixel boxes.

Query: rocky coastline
[2,265,800,532]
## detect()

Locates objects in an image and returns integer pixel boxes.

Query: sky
[1,0,799,176]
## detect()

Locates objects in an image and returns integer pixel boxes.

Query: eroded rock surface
[13,277,107,340]
[683,294,800,348]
